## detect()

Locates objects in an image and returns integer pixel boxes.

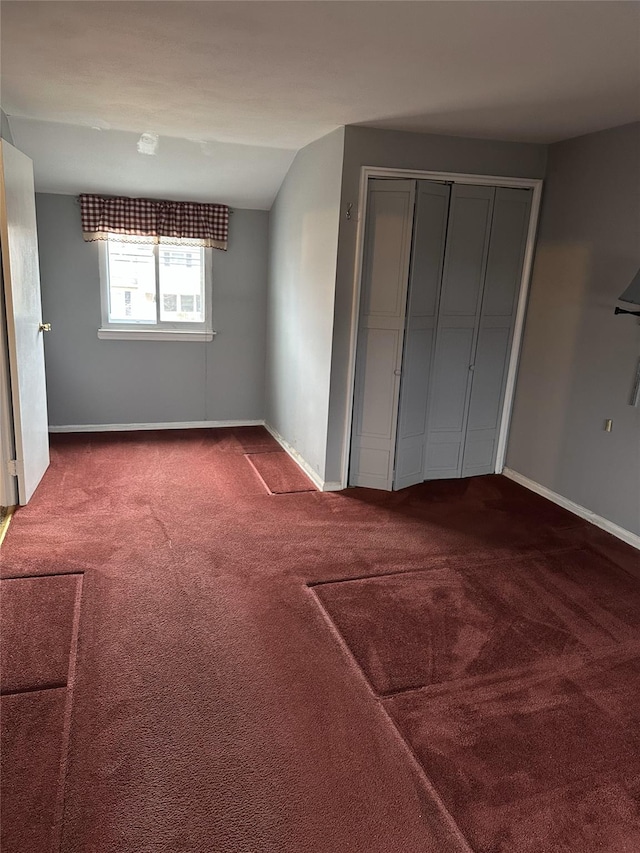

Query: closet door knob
[468,364,475,371]
[394,369,402,376]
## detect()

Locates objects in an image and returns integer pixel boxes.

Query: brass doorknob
[38,323,51,332]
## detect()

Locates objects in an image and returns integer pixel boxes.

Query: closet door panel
[468,325,511,430]
[429,326,475,430]
[406,184,450,316]
[351,446,392,482]
[394,326,434,486]
[357,328,399,437]
[425,435,463,478]
[424,185,494,480]
[462,326,510,473]
[440,192,494,317]
[398,328,434,437]
[423,326,474,479]
[481,190,532,317]
[364,193,416,318]
[394,182,450,489]
[462,187,532,477]
[349,179,415,489]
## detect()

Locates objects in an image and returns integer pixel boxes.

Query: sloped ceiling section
[7,118,296,209]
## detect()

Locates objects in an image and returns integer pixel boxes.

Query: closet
[349,177,532,490]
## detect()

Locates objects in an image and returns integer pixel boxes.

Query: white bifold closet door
[405,182,531,485]
[349,177,531,491]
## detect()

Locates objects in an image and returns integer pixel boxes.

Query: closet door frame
[342,167,543,490]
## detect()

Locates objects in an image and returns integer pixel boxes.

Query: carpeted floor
[1,688,69,853]
[1,574,81,693]
[1,571,82,853]
[0,427,638,852]
[245,450,316,494]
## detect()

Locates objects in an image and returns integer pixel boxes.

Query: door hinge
[7,459,18,477]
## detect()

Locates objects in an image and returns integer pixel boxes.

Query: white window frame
[97,238,215,341]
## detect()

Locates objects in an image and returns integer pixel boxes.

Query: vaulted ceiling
[2,1,639,207]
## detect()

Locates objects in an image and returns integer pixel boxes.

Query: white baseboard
[263,423,343,492]
[262,423,323,491]
[502,467,640,551]
[49,419,264,433]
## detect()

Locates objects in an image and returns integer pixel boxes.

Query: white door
[0,140,50,504]
[349,179,415,489]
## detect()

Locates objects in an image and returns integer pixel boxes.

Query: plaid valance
[79,194,229,250]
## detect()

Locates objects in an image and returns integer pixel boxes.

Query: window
[98,236,214,341]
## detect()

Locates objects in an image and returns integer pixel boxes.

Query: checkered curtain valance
[79,194,229,250]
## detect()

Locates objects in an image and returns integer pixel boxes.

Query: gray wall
[507,122,640,536]
[266,128,345,480]
[36,194,268,426]
[324,126,548,483]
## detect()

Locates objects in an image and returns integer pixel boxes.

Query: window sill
[98,328,216,342]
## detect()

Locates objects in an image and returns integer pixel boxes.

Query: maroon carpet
[0,427,638,852]
[1,574,81,693]
[314,547,640,850]
[1,689,68,853]
[1,571,82,853]
[245,450,316,493]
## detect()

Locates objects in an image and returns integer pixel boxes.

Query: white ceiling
[2,1,639,208]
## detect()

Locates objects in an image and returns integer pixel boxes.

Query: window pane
[107,241,156,323]
[158,245,205,323]
[163,294,177,313]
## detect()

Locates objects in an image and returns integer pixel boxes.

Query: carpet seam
[52,572,84,853]
[307,585,379,698]
[267,489,316,495]
[307,585,476,853]
[306,562,456,588]
[0,571,85,581]
[374,698,477,853]
[305,549,546,588]
[374,644,640,701]
[244,453,276,495]
[305,543,618,590]
[234,448,283,456]
[244,452,316,495]
[380,640,640,706]
[1,682,68,697]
